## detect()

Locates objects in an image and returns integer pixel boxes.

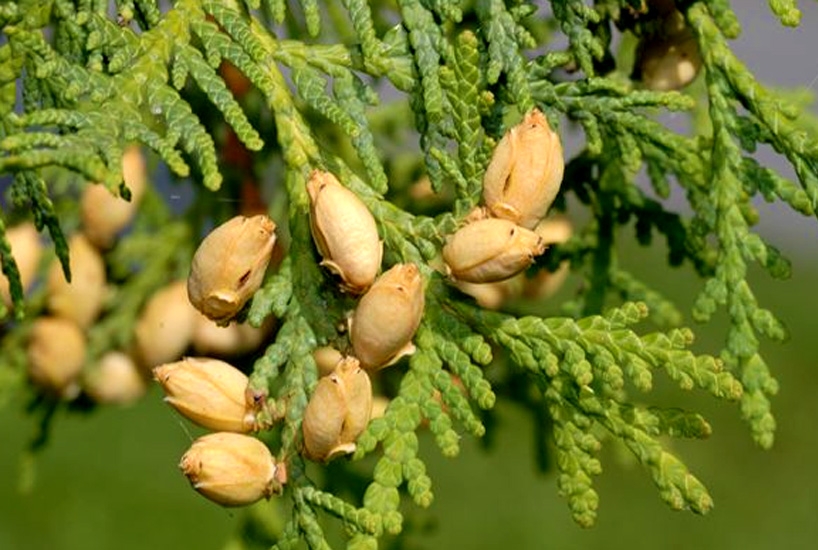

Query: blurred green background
[1,233,816,550]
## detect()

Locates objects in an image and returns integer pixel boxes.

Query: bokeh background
[2,3,818,549]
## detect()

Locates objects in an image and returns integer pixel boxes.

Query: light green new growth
[1,0,817,548]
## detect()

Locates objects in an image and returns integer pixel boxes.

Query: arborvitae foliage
[1,0,816,547]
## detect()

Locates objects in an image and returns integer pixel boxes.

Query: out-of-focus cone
[84,351,147,405]
[0,222,42,308]
[27,316,86,397]
[134,281,197,369]
[81,145,147,249]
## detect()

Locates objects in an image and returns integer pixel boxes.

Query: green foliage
[2,1,818,549]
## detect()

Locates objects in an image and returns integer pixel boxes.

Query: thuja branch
[685,3,816,448]
[449,296,740,525]
[1,2,817,549]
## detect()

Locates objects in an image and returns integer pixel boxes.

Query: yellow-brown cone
[302,357,373,462]
[351,264,425,371]
[307,170,382,294]
[153,357,256,432]
[46,233,106,328]
[134,281,198,369]
[84,351,147,405]
[442,218,545,283]
[179,432,280,507]
[482,109,564,229]
[188,215,276,323]
[0,222,42,308]
[27,316,86,395]
[81,145,147,249]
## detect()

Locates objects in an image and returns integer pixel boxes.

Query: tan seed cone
[636,12,701,91]
[81,145,147,249]
[307,170,382,294]
[83,351,147,405]
[524,262,571,301]
[408,175,435,201]
[455,217,572,308]
[482,109,564,229]
[191,312,270,357]
[180,432,279,507]
[371,396,390,420]
[0,222,43,307]
[188,215,277,323]
[455,276,525,310]
[28,316,86,395]
[533,216,573,246]
[134,281,198,369]
[153,357,255,432]
[47,233,106,329]
[442,218,546,283]
[312,346,344,377]
[351,263,425,371]
[524,217,573,300]
[302,357,373,462]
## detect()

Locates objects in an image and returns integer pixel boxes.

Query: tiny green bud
[188,215,277,323]
[179,432,280,507]
[153,357,257,432]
